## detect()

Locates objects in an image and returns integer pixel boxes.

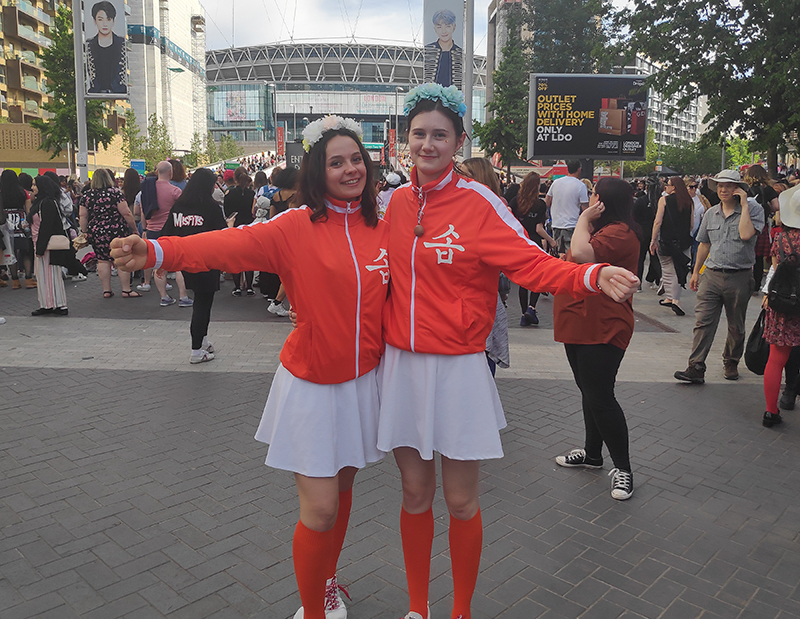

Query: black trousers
[190,290,215,350]
[518,287,540,313]
[564,343,631,472]
[234,271,254,291]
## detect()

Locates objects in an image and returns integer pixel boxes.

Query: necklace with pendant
[414,187,425,237]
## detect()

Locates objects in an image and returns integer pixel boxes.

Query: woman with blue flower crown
[382,84,640,619]
[110,116,389,619]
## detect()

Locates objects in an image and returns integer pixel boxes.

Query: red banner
[381,146,386,166]
[389,129,396,158]
[277,127,285,158]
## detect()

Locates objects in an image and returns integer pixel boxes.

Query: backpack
[767,232,800,316]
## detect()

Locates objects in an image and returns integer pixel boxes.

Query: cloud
[201,0,491,56]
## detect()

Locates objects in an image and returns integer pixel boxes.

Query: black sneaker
[779,390,796,410]
[232,288,242,297]
[763,411,783,428]
[675,364,705,384]
[555,449,603,469]
[609,468,634,500]
[525,307,539,325]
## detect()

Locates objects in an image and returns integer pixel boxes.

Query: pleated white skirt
[377,344,507,461]
[254,364,385,477]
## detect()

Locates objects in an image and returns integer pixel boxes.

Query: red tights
[764,344,792,414]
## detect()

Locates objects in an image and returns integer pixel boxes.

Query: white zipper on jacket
[409,192,426,353]
[343,202,362,377]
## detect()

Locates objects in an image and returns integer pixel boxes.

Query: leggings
[190,290,215,350]
[764,344,792,414]
[518,287,540,313]
[564,343,631,471]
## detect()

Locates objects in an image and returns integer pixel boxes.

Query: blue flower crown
[403,83,467,117]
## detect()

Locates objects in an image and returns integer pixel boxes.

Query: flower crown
[403,83,467,117]
[302,115,363,152]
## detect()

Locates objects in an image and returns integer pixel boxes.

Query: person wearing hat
[761,183,800,427]
[674,169,765,383]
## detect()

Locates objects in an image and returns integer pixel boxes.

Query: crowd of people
[3,82,800,618]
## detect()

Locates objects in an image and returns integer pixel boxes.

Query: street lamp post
[395,86,404,139]
[291,104,296,141]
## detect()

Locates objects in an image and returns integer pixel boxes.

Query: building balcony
[17,0,50,25]
[17,23,49,47]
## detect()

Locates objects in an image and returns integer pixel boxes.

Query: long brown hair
[668,176,692,213]
[122,168,141,205]
[294,128,378,228]
[516,172,541,216]
[460,158,501,197]
[743,164,771,187]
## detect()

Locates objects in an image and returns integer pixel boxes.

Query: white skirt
[254,364,386,477]
[377,344,507,461]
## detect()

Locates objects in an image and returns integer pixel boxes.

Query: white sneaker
[403,608,430,619]
[0,317,6,325]
[293,575,348,619]
[165,282,173,290]
[111,267,118,276]
[72,273,87,282]
[268,301,289,317]
[201,337,215,354]
[190,349,215,364]
[136,283,151,292]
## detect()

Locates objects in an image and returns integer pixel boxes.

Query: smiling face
[434,20,456,44]
[324,135,367,202]
[94,11,114,36]
[715,182,737,202]
[408,109,465,186]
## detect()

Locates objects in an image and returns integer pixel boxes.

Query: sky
[199,0,495,56]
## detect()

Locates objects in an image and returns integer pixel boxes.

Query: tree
[614,0,800,177]
[726,136,754,169]
[184,132,205,168]
[205,132,219,165]
[121,109,144,166]
[142,113,173,170]
[524,0,615,73]
[658,140,722,176]
[218,134,244,161]
[623,127,657,177]
[30,5,113,171]
[473,6,528,174]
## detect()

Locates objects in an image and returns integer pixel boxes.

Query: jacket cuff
[144,239,163,270]
[584,263,608,293]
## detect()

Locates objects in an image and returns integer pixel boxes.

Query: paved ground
[2,268,799,619]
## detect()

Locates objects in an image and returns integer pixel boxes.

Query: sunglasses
[689,184,698,189]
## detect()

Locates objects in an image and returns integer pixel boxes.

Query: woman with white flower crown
[382,83,640,619]
[110,116,389,619]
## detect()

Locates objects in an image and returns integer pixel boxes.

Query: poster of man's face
[84,0,129,97]
[423,0,464,89]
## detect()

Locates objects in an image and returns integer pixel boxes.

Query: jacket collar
[325,196,362,214]
[411,163,456,196]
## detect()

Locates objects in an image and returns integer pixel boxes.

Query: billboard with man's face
[423,0,464,89]
[84,0,129,98]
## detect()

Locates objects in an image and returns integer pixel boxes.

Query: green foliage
[524,0,615,73]
[30,5,113,160]
[205,132,219,165]
[473,6,528,169]
[218,134,244,161]
[121,109,143,166]
[143,114,174,170]
[624,127,657,177]
[120,110,174,171]
[184,132,205,168]
[658,140,725,176]
[613,0,800,176]
[726,136,753,169]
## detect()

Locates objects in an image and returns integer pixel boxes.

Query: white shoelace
[609,468,632,491]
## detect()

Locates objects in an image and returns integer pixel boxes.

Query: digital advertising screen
[527,74,649,160]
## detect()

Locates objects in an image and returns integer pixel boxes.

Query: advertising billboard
[84,0,129,98]
[423,0,464,89]
[527,74,649,160]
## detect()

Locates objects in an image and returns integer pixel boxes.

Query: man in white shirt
[545,160,590,254]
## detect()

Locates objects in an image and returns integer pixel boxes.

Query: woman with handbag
[650,176,693,316]
[28,175,70,316]
[762,184,800,428]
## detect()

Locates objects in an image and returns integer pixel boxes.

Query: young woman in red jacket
[382,84,640,619]
[111,117,389,619]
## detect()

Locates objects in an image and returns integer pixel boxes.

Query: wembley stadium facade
[205,42,487,146]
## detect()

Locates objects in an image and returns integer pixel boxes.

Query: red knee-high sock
[326,488,353,579]
[449,510,482,619]
[765,344,792,414]
[401,507,434,616]
[293,521,334,619]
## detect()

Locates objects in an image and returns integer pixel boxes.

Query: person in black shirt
[223,167,256,295]
[510,172,557,326]
[160,169,228,363]
[86,1,127,94]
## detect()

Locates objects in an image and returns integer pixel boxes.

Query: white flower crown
[302,116,364,152]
